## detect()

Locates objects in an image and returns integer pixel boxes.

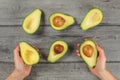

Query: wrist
[13,69,25,80]
[97,68,117,80]
[97,68,108,79]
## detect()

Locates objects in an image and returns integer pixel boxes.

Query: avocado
[22,9,42,34]
[49,13,75,30]
[47,40,68,63]
[80,8,103,30]
[19,42,40,65]
[79,40,98,68]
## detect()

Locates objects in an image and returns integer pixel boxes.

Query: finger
[76,50,80,56]
[14,45,19,59]
[25,66,32,76]
[75,50,82,58]
[14,45,22,62]
[96,44,106,58]
[76,43,80,47]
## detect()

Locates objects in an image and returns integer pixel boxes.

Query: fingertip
[76,50,80,53]
[16,44,18,47]
[76,43,80,47]
[15,44,19,50]
[96,44,101,51]
[75,50,81,57]
[14,44,20,55]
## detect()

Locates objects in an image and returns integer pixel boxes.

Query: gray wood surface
[0,26,120,63]
[0,0,120,80]
[0,0,119,25]
[0,62,119,80]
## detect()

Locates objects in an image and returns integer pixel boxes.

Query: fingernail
[98,44,101,47]
[16,44,18,47]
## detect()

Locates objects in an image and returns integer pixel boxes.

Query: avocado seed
[54,44,64,54]
[53,16,65,27]
[82,45,94,57]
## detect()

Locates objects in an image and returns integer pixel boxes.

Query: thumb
[14,45,22,62]
[96,44,106,61]
[97,44,105,57]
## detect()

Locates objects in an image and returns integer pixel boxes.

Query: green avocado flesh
[80,40,98,68]
[81,8,103,30]
[22,9,42,34]
[19,42,40,65]
[48,40,68,63]
[49,13,75,30]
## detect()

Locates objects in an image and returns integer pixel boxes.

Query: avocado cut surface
[80,40,98,68]
[49,13,75,30]
[81,8,103,30]
[22,9,42,34]
[48,40,68,63]
[19,42,40,65]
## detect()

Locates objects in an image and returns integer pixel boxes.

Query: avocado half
[49,13,75,30]
[80,40,98,68]
[22,9,42,34]
[47,40,68,63]
[80,8,103,30]
[19,42,40,65]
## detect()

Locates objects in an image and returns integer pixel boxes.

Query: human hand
[76,43,106,74]
[76,43,117,80]
[7,45,32,80]
[13,45,32,79]
[89,44,106,78]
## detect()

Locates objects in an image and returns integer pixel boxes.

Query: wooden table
[0,0,120,80]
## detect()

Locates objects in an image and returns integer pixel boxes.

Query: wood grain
[0,62,119,80]
[0,25,120,62]
[0,0,120,80]
[0,0,120,25]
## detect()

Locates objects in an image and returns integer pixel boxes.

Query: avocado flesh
[19,42,40,65]
[81,8,103,30]
[80,40,98,68]
[49,13,75,30]
[48,40,68,63]
[22,9,42,34]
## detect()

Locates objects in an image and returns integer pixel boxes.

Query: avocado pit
[54,44,64,54]
[53,16,65,27]
[82,44,94,57]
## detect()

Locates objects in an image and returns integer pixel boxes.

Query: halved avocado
[79,40,98,68]
[22,9,42,34]
[47,40,68,63]
[80,8,103,30]
[19,42,40,65]
[49,13,75,30]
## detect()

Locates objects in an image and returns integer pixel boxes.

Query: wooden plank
[0,25,120,62]
[0,62,119,80]
[0,0,120,25]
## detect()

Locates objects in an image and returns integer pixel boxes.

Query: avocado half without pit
[49,13,75,30]
[80,40,98,68]
[47,40,68,63]
[22,9,42,34]
[19,42,40,65]
[80,8,103,30]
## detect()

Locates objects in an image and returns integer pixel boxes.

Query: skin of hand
[7,45,32,80]
[89,45,107,77]
[76,43,117,80]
